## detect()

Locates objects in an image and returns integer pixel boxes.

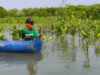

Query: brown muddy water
[0,34,100,75]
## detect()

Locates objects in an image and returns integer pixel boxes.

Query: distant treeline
[0,4,100,19]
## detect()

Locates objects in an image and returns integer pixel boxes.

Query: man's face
[26,23,33,29]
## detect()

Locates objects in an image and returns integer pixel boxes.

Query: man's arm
[19,30,26,41]
[36,34,43,39]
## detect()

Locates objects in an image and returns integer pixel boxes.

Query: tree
[0,6,7,18]
[22,8,33,17]
[8,8,19,17]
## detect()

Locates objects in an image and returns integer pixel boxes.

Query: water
[2,32,13,41]
[0,34,100,75]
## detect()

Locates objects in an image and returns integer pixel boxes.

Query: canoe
[0,39,42,52]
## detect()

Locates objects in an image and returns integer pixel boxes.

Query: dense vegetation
[0,4,100,44]
[0,4,100,19]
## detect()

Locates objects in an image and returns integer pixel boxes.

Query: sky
[0,0,100,10]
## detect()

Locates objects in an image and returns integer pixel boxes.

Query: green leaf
[97,33,100,38]
[43,35,47,41]
[81,30,87,37]
[64,27,67,32]
[48,37,53,40]
[0,33,3,39]
[0,26,2,31]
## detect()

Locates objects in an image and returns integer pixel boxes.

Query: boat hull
[0,39,42,52]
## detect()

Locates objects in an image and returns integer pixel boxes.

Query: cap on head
[25,18,34,25]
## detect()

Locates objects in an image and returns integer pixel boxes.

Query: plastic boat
[0,39,42,52]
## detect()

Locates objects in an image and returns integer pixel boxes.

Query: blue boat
[0,39,42,52]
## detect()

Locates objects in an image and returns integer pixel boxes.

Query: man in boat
[19,18,42,41]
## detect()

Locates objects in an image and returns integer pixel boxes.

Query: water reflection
[95,40,100,55]
[27,64,37,75]
[0,52,42,75]
[82,50,90,68]
[53,35,77,68]
[53,34,92,69]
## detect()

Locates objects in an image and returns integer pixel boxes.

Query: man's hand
[36,33,43,39]
[19,35,31,41]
